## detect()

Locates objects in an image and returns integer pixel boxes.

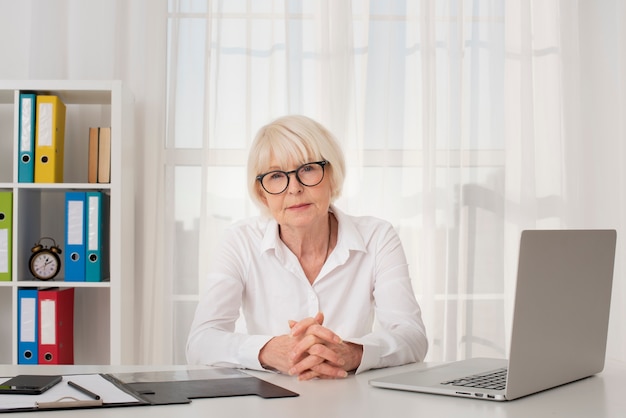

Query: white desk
[2,359,626,417]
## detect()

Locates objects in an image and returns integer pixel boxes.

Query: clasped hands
[258,312,363,381]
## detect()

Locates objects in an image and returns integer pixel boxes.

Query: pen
[67,380,101,400]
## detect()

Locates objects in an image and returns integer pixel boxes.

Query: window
[167,0,517,364]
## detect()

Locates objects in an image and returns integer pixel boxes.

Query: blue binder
[18,93,36,183]
[65,191,86,281]
[17,288,38,364]
[85,191,102,282]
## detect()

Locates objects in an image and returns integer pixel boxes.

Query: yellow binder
[0,191,12,281]
[35,95,66,183]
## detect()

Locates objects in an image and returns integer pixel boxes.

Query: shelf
[0,80,134,365]
[10,281,111,288]
[2,183,112,190]
[0,80,121,104]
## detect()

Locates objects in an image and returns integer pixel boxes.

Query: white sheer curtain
[165,0,626,365]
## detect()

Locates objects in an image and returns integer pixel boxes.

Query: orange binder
[34,95,66,183]
[88,127,99,183]
[97,127,111,183]
[38,287,74,364]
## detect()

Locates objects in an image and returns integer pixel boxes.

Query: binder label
[67,200,84,245]
[87,195,99,251]
[0,229,7,273]
[40,299,56,345]
[38,103,53,147]
[20,97,33,152]
[20,298,36,343]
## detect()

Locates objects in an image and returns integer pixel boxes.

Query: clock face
[31,251,60,280]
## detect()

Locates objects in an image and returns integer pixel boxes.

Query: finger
[289,312,324,337]
[298,370,342,381]
[309,362,349,379]
[290,315,323,337]
[291,338,345,366]
[289,327,343,363]
[296,369,321,381]
[290,334,321,362]
[288,353,325,376]
[303,323,342,344]
[307,341,345,366]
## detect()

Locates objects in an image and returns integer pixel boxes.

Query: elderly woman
[186,115,428,380]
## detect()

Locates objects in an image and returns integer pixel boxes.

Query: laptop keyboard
[441,368,508,390]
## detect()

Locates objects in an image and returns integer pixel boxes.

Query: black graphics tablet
[0,375,63,395]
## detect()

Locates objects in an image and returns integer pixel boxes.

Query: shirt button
[307,292,318,315]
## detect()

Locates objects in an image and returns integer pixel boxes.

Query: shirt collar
[259,204,367,256]
[330,205,367,253]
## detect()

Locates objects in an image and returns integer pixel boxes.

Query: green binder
[0,191,12,281]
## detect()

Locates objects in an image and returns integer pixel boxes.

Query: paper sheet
[0,374,140,411]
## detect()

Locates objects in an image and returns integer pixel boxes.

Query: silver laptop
[370,229,616,401]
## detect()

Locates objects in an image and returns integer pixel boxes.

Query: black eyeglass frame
[256,160,328,195]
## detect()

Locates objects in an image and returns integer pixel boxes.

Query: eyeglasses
[256,160,328,195]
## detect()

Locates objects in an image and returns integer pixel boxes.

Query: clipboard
[0,368,297,413]
[0,374,149,413]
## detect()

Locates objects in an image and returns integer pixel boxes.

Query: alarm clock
[29,237,62,281]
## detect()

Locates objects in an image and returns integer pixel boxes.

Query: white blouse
[186,205,428,373]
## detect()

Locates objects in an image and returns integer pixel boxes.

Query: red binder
[38,287,74,364]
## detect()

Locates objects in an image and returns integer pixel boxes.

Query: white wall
[0,0,167,364]
[578,0,626,362]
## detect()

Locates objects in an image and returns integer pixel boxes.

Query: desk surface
[2,359,626,418]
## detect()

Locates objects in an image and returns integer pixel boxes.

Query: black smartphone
[0,375,63,395]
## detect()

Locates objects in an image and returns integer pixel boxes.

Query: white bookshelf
[0,80,135,365]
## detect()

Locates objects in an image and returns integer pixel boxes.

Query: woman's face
[259,156,332,230]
